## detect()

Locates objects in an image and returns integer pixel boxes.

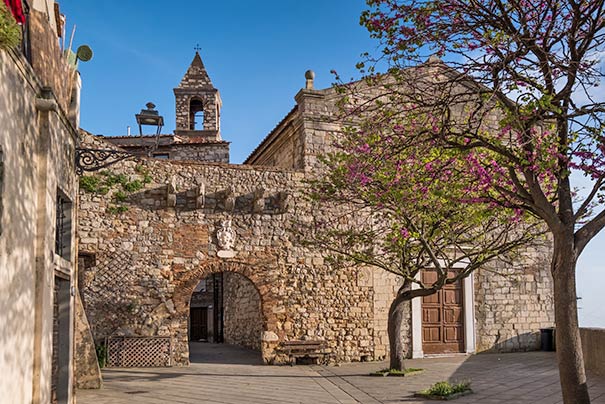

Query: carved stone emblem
[217,219,236,258]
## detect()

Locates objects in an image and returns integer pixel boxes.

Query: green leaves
[0,2,21,50]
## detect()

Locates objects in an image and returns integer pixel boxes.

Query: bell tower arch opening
[189,98,204,130]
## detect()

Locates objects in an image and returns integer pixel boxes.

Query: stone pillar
[74,293,102,389]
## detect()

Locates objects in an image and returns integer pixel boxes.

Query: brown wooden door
[190,307,208,341]
[421,270,464,354]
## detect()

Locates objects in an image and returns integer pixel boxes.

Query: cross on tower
[194,44,202,52]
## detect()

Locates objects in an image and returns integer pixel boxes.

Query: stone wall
[369,269,410,360]
[580,328,605,376]
[224,272,263,351]
[77,140,377,365]
[28,10,75,113]
[101,136,230,164]
[474,243,555,352]
[168,143,229,163]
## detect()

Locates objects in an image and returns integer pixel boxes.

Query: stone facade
[475,248,555,352]
[76,142,380,365]
[246,68,555,357]
[0,2,81,402]
[76,53,555,373]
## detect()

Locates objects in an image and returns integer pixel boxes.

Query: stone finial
[277,191,290,213]
[427,55,443,64]
[252,187,265,214]
[195,181,205,209]
[305,70,315,90]
[222,186,235,212]
[166,177,177,207]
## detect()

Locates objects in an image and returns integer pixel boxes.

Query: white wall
[0,46,78,404]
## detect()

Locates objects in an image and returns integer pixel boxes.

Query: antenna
[67,24,76,57]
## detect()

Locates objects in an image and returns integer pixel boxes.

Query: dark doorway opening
[189,272,223,343]
[190,307,209,341]
[51,276,71,404]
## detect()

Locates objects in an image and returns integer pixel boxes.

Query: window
[55,190,72,261]
[153,153,169,159]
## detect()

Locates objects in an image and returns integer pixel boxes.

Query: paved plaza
[76,343,605,404]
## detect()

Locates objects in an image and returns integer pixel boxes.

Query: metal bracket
[75,148,133,175]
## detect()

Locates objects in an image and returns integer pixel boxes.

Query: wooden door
[190,307,208,341]
[421,270,465,354]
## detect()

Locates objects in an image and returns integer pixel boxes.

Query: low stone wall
[580,328,605,376]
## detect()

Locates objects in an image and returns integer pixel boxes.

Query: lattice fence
[106,337,171,367]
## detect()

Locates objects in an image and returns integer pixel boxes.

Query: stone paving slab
[76,344,605,404]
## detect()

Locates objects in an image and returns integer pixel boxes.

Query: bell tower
[174,51,222,140]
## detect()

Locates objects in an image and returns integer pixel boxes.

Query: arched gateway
[172,259,281,365]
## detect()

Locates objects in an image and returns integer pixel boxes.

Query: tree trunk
[552,234,591,404]
[387,293,409,371]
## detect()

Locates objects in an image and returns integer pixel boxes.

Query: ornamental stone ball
[305,70,315,90]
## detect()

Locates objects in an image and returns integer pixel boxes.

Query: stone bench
[280,340,327,365]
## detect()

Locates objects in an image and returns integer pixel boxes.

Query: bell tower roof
[177,51,214,90]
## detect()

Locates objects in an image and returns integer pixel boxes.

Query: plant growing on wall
[319,1,604,403]
[79,169,151,214]
[0,1,21,49]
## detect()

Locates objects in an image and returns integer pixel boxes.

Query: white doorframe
[463,275,476,354]
[411,280,423,358]
[411,268,476,358]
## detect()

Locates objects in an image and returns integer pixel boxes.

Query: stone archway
[172,258,282,365]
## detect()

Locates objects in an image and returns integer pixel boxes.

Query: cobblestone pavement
[77,343,605,404]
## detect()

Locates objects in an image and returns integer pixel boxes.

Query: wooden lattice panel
[106,337,171,367]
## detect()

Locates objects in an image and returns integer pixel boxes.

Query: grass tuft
[418,380,472,398]
[370,367,423,377]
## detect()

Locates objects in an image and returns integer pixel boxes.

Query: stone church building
[75,52,555,373]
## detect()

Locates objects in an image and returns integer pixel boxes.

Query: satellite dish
[76,45,93,62]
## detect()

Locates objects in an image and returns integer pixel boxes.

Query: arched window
[189,98,204,130]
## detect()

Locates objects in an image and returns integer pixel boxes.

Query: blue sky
[61,1,603,327]
[60,0,375,163]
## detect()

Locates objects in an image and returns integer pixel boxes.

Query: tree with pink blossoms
[306,104,546,371]
[320,1,603,403]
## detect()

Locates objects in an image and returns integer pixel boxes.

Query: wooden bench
[280,340,327,365]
